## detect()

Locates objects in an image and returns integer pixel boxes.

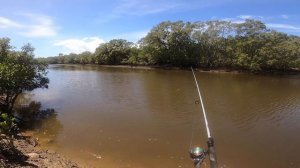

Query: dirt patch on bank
[0,135,80,168]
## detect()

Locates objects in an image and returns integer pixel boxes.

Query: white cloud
[115,0,182,16]
[0,17,22,28]
[267,23,300,31]
[281,15,289,19]
[20,14,57,37]
[97,0,234,23]
[0,14,57,38]
[53,37,105,54]
[238,15,253,19]
[99,0,183,22]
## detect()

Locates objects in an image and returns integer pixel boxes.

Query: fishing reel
[189,138,218,168]
[189,146,207,167]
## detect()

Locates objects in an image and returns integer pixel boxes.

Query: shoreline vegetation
[0,38,80,167]
[39,19,300,74]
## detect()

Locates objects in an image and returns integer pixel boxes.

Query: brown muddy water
[25,64,300,168]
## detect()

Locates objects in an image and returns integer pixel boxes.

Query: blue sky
[0,0,300,57]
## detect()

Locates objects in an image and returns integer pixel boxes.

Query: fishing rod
[189,67,218,168]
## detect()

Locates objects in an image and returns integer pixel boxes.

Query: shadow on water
[14,94,63,145]
[0,94,62,168]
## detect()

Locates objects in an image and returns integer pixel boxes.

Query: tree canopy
[41,19,300,72]
[95,39,134,65]
[0,38,49,114]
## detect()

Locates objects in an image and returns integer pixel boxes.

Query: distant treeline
[39,19,300,72]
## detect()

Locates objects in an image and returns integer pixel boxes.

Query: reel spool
[189,147,207,167]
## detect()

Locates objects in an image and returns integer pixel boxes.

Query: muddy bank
[0,134,80,168]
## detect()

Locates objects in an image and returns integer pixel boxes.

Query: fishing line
[189,67,218,168]
[189,112,197,149]
[191,67,211,138]
[189,100,202,149]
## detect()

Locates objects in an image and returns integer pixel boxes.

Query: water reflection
[15,94,62,145]
[216,74,299,129]
[28,65,300,168]
[51,64,149,73]
[195,72,300,168]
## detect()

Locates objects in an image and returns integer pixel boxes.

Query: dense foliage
[40,19,300,72]
[0,38,49,135]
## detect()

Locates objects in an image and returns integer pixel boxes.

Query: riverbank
[53,63,241,73]
[53,64,300,75]
[0,134,80,168]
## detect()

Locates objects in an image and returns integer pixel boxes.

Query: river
[26,64,300,168]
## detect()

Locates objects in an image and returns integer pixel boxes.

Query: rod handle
[207,137,218,168]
